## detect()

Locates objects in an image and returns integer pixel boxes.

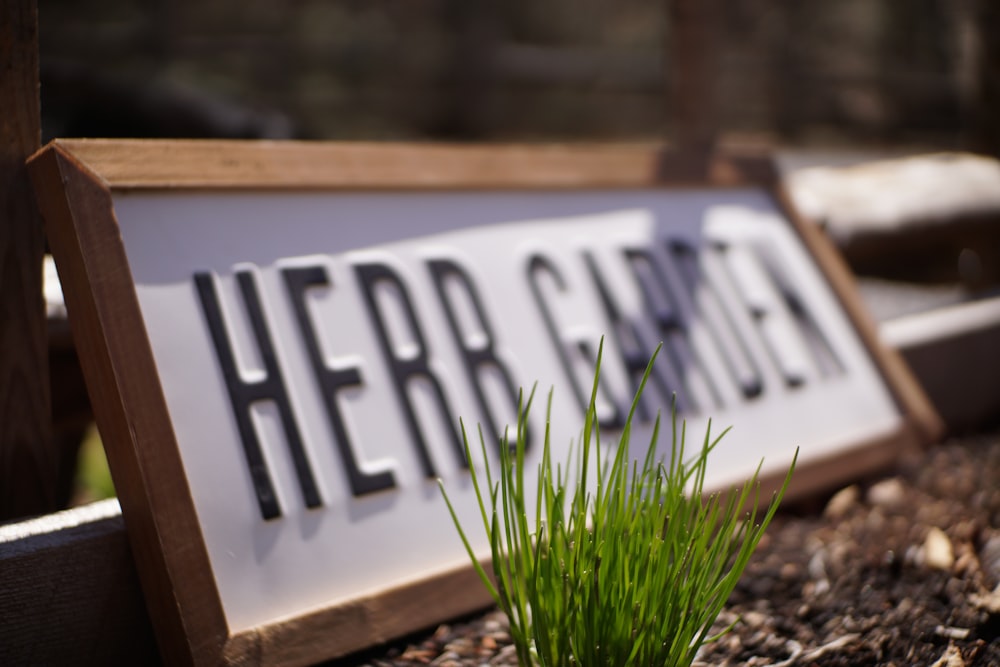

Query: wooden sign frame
[28,139,941,667]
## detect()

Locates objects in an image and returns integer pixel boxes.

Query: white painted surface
[111,188,901,632]
[786,153,1000,241]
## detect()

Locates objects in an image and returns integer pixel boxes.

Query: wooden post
[0,0,54,520]
[668,0,722,152]
[972,0,1000,157]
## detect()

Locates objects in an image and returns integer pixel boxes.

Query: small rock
[979,532,1000,583]
[924,527,955,570]
[808,549,828,580]
[444,637,474,654]
[780,562,801,580]
[430,651,461,666]
[814,579,831,596]
[867,478,905,508]
[824,485,859,519]
[482,616,505,634]
[490,644,518,666]
[401,646,436,662]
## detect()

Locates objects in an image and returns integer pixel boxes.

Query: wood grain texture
[0,0,54,520]
[28,145,227,667]
[0,501,160,666]
[248,562,495,666]
[49,138,775,191]
[0,499,492,667]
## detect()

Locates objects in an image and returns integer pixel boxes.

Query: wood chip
[969,584,1000,613]
[930,643,966,667]
[935,625,970,640]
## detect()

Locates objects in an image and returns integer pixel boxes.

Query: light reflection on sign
[113,189,901,632]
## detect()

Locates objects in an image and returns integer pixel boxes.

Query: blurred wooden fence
[35,0,1000,149]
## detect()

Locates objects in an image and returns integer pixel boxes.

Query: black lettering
[526,253,623,429]
[354,262,463,475]
[713,244,808,388]
[624,247,722,412]
[757,249,844,378]
[194,271,321,521]
[427,258,525,450]
[583,251,685,419]
[668,239,764,399]
[282,266,396,497]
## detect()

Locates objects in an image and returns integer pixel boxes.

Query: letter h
[194,271,321,520]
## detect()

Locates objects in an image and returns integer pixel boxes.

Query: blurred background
[31,0,1000,506]
[36,0,1000,153]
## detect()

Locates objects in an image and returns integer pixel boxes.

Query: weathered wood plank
[0,0,54,519]
[882,296,1000,433]
[29,144,228,667]
[0,500,160,666]
[45,138,781,191]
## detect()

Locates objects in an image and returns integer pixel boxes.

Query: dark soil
[330,431,1000,666]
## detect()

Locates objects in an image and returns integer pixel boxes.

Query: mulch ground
[328,430,1000,666]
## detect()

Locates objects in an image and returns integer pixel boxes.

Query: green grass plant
[439,343,797,666]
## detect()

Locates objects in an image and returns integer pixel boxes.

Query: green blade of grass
[438,338,797,667]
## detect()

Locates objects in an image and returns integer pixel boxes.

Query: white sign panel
[112,188,901,633]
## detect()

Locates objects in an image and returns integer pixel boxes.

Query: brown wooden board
[0,500,159,665]
[0,0,54,520]
[27,139,941,666]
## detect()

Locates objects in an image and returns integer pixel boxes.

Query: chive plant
[439,344,797,667]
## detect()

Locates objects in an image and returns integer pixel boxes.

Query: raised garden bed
[331,429,1000,666]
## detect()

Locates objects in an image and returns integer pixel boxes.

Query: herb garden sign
[28,140,939,666]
